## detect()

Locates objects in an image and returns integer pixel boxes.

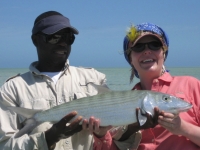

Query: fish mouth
[177,104,193,112]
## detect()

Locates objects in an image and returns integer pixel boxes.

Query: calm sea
[0,67,200,91]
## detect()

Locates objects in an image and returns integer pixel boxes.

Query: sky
[0,1,200,68]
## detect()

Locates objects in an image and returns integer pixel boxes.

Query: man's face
[34,28,73,71]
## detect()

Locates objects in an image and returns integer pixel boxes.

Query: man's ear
[31,34,38,46]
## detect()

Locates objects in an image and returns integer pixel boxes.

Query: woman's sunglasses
[38,31,75,45]
[131,41,163,53]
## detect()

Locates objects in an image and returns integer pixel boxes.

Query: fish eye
[162,96,171,102]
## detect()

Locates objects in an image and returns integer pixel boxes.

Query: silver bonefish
[7,86,192,138]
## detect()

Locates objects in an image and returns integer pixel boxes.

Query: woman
[122,22,200,149]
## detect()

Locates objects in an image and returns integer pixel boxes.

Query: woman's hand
[158,111,200,147]
[158,111,183,135]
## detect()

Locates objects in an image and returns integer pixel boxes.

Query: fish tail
[14,118,38,138]
[7,106,42,137]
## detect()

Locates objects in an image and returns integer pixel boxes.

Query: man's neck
[36,62,64,72]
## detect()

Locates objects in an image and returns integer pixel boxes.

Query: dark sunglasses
[38,31,75,45]
[131,41,163,53]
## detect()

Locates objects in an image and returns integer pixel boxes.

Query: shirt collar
[133,72,173,90]
[158,72,173,82]
[29,60,69,75]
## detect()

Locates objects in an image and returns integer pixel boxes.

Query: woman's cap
[32,15,79,35]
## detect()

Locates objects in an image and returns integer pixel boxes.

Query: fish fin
[138,109,147,126]
[7,106,42,119]
[14,118,38,138]
[89,83,111,94]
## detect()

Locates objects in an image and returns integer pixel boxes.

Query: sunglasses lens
[39,31,75,45]
[131,43,145,53]
[131,41,162,53]
[47,35,62,44]
[148,41,162,50]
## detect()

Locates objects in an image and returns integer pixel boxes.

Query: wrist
[48,143,56,150]
[128,123,140,132]
[179,119,192,137]
[45,129,58,149]
[119,123,140,141]
[93,131,108,138]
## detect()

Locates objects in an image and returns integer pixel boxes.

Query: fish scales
[34,90,145,126]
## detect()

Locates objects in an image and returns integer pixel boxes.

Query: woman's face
[130,35,165,77]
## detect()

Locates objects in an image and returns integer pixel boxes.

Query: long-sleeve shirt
[0,61,140,150]
[133,72,200,150]
[0,61,108,150]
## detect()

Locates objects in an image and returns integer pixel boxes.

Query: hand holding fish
[45,111,82,150]
[158,111,183,135]
[158,110,200,147]
[136,107,161,129]
[119,107,161,141]
[82,116,112,138]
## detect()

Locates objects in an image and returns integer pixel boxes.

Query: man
[0,11,118,150]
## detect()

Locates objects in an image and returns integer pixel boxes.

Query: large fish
[7,86,192,138]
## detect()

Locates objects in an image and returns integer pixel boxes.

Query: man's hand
[119,107,161,141]
[136,107,161,130]
[82,116,112,138]
[45,111,82,149]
